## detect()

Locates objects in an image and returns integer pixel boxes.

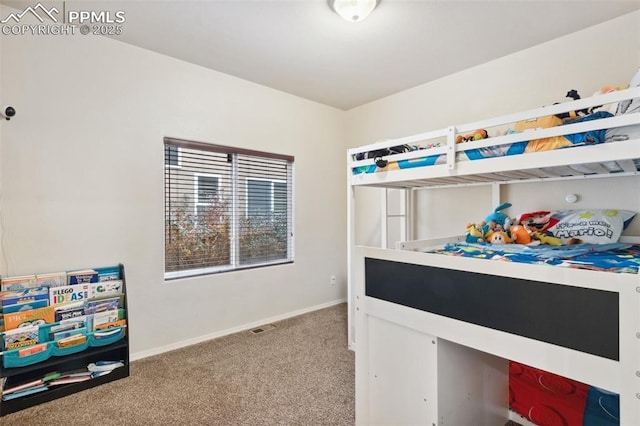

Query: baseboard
[130,298,347,361]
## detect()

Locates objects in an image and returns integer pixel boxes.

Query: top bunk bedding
[352,111,616,174]
[349,78,640,189]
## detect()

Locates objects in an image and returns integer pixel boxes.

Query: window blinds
[164,138,294,279]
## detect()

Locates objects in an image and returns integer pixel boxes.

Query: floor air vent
[250,324,276,334]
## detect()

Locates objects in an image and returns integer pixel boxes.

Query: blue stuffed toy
[465,202,513,243]
[485,202,512,230]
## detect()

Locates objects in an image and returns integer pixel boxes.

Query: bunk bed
[347,84,640,426]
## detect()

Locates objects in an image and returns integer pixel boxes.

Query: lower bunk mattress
[510,361,619,426]
[426,242,640,274]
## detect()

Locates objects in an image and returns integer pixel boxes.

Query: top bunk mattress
[349,85,640,189]
[353,111,627,174]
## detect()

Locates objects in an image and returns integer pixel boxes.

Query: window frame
[164,137,294,280]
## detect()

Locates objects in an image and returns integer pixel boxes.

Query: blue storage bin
[3,343,52,368]
[88,327,125,347]
[38,323,55,342]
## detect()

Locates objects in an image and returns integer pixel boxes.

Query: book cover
[0,290,19,303]
[18,342,48,357]
[56,333,86,348]
[49,283,90,305]
[91,309,119,331]
[2,385,48,401]
[4,306,55,330]
[58,314,88,326]
[2,298,48,314]
[2,378,43,395]
[54,303,86,322]
[42,372,62,383]
[35,272,67,288]
[53,327,86,341]
[2,287,49,308]
[91,370,113,379]
[48,376,91,386]
[0,275,37,292]
[57,368,92,378]
[89,280,123,299]
[66,269,98,285]
[94,265,121,282]
[87,360,124,372]
[3,325,39,350]
[85,297,120,315]
[94,319,126,331]
[49,317,87,339]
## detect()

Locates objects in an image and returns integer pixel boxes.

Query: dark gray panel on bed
[364,257,619,360]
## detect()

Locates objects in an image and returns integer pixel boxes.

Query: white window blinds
[164,138,294,279]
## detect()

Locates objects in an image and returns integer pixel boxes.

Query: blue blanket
[431,242,640,274]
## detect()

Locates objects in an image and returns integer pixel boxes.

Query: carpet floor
[2,303,355,425]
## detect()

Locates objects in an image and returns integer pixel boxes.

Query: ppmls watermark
[1,2,126,36]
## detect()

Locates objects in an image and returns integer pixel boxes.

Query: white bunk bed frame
[346,87,640,425]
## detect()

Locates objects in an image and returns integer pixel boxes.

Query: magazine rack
[0,264,130,416]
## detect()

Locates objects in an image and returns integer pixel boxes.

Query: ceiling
[3,1,640,110]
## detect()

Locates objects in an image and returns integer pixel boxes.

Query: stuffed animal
[532,231,561,246]
[519,210,557,233]
[518,211,563,245]
[554,89,590,122]
[465,223,487,243]
[588,85,628,115]
[456,129,488,144]
[509,224,532,245]
[486,202,512,230]
[485,229,512,244]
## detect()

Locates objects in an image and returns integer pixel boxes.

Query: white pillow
[546,209,636,244]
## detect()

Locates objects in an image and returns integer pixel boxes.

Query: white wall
[346,11,640,245]
[0,6,347,357]
[1,7,639,360]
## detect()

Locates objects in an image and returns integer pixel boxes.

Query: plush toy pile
[465,203,637,246]
[466,202,561,246]
[455,129,488,144]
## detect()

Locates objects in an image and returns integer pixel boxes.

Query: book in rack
[0,263,129,416]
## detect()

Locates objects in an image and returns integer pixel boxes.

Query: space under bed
[350,85,640,425]
[426,241,639,425]
[362,237,638,426]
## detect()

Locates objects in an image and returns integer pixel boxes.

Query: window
[194,174,220,215]
[246,178,286,216]
[164,145,181,167]
[164,138,294,279]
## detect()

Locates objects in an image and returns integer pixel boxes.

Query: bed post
[619,279,640,425]
[491,182,501,209]
[447,126,457,170]
[347,150,356,351]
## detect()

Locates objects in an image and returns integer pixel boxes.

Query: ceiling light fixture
[328,0,380,23]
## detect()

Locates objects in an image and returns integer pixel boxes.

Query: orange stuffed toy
[509,224,532,245]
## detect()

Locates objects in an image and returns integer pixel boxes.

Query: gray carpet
[2,303,355,425]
